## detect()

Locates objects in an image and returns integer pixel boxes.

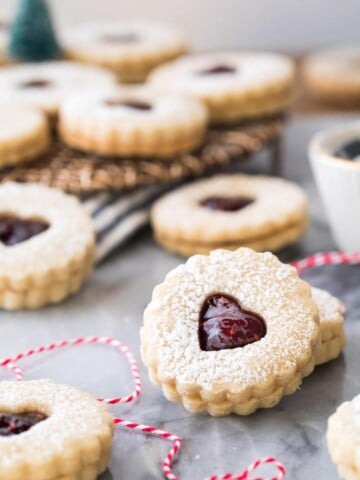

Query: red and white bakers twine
[0,335,285,480]
[0,251,356,480]
[291,250,360,274]
[0,336,141,404]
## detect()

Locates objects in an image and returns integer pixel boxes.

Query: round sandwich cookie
[149,52,295,124]
[0,104,50,169]
[59,86,208,157]
[303,46,360,107]
[0,102,50,168]
[312,287,346,366]
[61,20,188,83]
[0,183,95,310]
[0,379,114,480]
[141,247,320,416]
[0,61,116,119]
[151,174,308,256]
[328,393,360,480]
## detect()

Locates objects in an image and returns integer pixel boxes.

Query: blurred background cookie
[0,103,49,168]
[151,174,308,256]
[59,85,208,157]
[302,46,360,107]
[0,61,116,120]
[149,52,295,124]
[61,20,188,83]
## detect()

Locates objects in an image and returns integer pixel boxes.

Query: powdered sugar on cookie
[142,248,319,415]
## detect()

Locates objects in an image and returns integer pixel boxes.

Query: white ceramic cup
[309,122,360,251]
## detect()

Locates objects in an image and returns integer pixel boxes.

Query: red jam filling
[105,99,152,111]
[18,79,52,89]
[0,412,47,436]
[199,294,266,351]
[200,196,254,212]
[0,217,49,246]
[198,64,236,75]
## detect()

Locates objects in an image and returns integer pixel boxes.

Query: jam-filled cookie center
[198,64,237,75]
[99,33,139,44]
[199,293,267,351]
[200,196,254,212]
[18,79,52,89]
[104,98,153,111]
[334,140,360,161]
[0,216,49,246]
[0,411,47,436]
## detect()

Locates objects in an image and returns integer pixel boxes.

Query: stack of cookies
[0,18,297,174]
[141,247,346,416]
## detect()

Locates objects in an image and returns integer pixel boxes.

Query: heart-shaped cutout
[198,64,237,75]
[18,79,52,89]
[0,216,49,246]
[104,99,153,111]
[0,412,47,436]
[199,294,266,351]
[200,196,254,212]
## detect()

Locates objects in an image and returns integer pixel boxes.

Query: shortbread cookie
[59,86,208,157]
[151,174,308,256]
[327,393,360,479]
[149,52,295,123]
[0,104,50,168]
[0,61,116,119]
[62,20,187,83]
[312,287,346,366]
[0,379,114,480]
[141,248,320,416]
[0,183,95,310]
[303,46,360,107]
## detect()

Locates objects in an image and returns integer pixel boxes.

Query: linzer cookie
[151,174,308,256]
[61,20,187,83]
[0,104,50,169]
[312,287,346,366]
[0,380,114,480]
[303,46,360,107]
[141,248,320,416]
[59,86,208,157]
[328,393,360,480]
[0,183,95,310]
[0,61,115,119]
[149,52,295,123]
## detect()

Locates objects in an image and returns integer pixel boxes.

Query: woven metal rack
[0,117,284,194]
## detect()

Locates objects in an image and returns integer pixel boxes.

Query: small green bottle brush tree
[8,0,60,62]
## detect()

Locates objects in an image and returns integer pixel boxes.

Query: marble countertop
[1,115,359,480]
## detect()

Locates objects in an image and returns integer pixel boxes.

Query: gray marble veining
[1,114,360,479]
